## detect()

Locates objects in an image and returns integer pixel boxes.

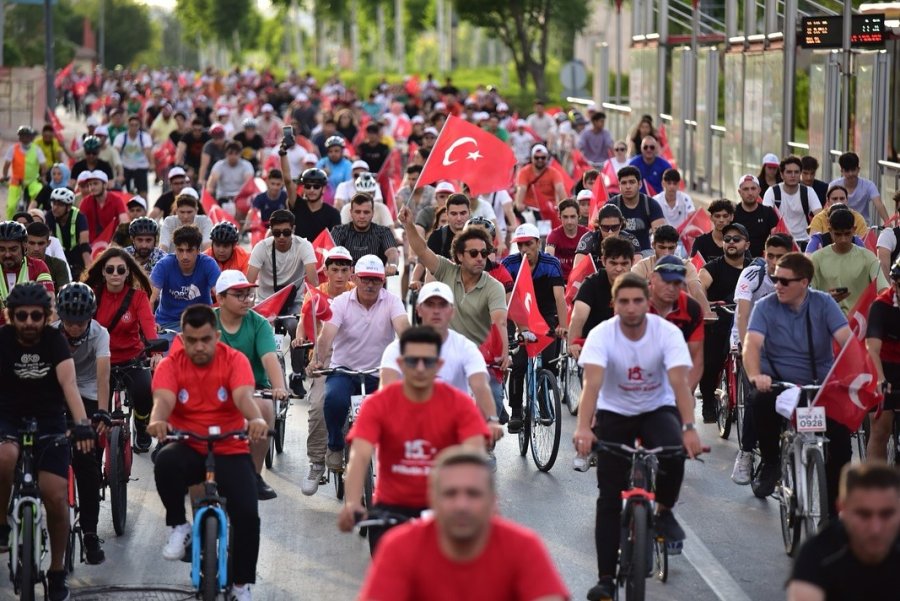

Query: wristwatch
[682,422,696,432]
[486,416,500,423]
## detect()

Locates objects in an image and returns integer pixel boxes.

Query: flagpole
[408,115,453,208]
[811,333,851,405]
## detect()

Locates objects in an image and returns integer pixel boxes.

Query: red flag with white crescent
[312,228,335,284]
[507,259,553,357]
[677,209,713,256]
[812,335,883,431]
[847,281,878,341]
[565,254,597,309]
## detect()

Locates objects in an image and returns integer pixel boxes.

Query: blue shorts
[0,415,70,479]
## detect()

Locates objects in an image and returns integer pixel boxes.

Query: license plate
[796,406,826,432]
[350,394,366,420]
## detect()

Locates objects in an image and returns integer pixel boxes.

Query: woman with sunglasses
[82,248,160,452]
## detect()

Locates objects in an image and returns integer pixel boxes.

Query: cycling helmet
[49,187,76,205]
[324,135,345,149]
[300,168,328,186]
[0,221,27,242]
[128,216,159,238]
[465,216,496,238]
[354,172,378,195]
[83,135,102,153]
[56,282,96,322]
[5,283,51,310]
[242,118,257,129]
[16,126,35,138]
[210,221,240,245]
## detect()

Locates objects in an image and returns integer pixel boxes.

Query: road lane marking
[680,521,753,601]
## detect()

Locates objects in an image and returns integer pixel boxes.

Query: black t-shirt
[293,200,341,241]
[703,256,751,305]
[608,194,664,251]
[574,270,614,336]
[179,131,211,170]
[867,295,900,396]
[426,225,455,259]
[233,132,264,170]
[790,520,900,601]
[733,203,779,258]
[0,326,71,418]
[356,142,391,174]
[574,230,640,267]
[71,159,114,184]
[691,233,724,261]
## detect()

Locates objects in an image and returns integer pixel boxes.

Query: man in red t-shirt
[358,446,570,601]
[148,304,268,600]
[546,199,589,280]
[78,170,128,243]
[337,326,489,551]
[514,145,566,224]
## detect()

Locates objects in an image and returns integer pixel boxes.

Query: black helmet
[128,216,159,238]
[5,283,51,310]
[465,216,496,238]
[56,283,96,322]
[83,136,102,152]
[0,221,27,242]
[300,168,328,186]
[210,221,239,244]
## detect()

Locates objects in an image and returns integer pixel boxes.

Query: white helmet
[242,117,257,129]
[354,172,378,195]
[50,187,76,205]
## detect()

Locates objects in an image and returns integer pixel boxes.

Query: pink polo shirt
[327,287,406,371]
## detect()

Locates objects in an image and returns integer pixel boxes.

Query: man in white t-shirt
[379,282,501,440]
[652,168,694,230]
[112,115,154,197]
[572,272,702,601]
[509,120,537,166]
[246,209,319,302]
[334,160,383,210]
[762,156,822,248]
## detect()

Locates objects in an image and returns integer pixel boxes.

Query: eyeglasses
[359,277,384,286]
[642,145,657,150]
[723,235,745,243]
[772,276,803,286]
[227,291,256,302]
[271,229,293,238]
[533,156,548,161]
[304,184,323,190]
[401,356,439,369]
[599,224,622,233]
[463,249,490,258]
[104,265,127,275]
[614,147,627,152]
[13,310,45,323]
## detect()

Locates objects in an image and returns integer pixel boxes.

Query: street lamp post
[44,0,55,113]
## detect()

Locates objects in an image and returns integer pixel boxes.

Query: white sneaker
[229,584,252,601]
[162,523,192,560]
[731,450,753,485]
[300,463,326,496]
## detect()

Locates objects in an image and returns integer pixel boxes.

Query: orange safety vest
[10,144,39,186]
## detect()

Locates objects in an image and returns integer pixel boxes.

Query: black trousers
[111,363,153,423]
[699,319,732,418]
[592,407,684,579]
[68,398,101,533]
[154,443,259,585]
[367,503,427,554]
[509,338,561,415]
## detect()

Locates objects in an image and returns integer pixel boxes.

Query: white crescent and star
[442,137,483,166]
[847,373,872,411]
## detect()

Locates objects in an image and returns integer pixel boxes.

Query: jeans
[489,377,509,423]
[509,338,560,416]
[323,371,379,451]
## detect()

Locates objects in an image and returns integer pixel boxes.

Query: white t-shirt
[379,329,487,393]
[160,215,213,250]
[509,132,536,164]
[480,191,513,237]
[340,201,394,228]
[578,314,692,416]
[653,191,695,230]
[112,131,153,170]
[334,180,383,207]
[471,198,497,222]
[248,235,316,299]
[762,184,821,242]
[730,262,775,345]
[876,227,897,256]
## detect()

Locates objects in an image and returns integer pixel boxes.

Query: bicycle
[706,303,743,441]
[556,338,582,416]
[5,419,70,601]
[593,440,707,601]
[511,336,562,472]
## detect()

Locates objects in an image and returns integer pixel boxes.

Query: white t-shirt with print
[112,131,152,170]
[653,191,695,230]
[762,184,821,242]
[380,329,487,393]
[730,261,775,345]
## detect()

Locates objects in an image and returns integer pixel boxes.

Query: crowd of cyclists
[0,64,896,600]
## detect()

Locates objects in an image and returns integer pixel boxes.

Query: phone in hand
[282,125,295,149]
[834,287,849,295]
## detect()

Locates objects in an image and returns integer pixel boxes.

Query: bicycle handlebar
[354,509,417,529]
[593,441,710,460]
[311,367,379,378]
[164,428,275,442]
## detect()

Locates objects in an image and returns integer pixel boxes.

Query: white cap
[215,269,258,295]
[423,126,439,137]
[351,159,370,171]
[179,187,199,199]
[325,246,353,262]
[464,98,477,107]
[474,111,489,122]
[167,166,187,180]
[411,115,425,124]
[303,152,318,165]
[127,195,147,210]
[86,115,100,127]
[76,171,94,184]
[737,174,760,189]
[511,223,541,243]
[355,254,385,279]
[94,125,109,137]
[216,107,230,116]
[434,181,456,194]
[531,144,549,157]
[762,153,779,166]
[497,102,509,112]
[417,281,454,305]
[434,101,447,111]
[516,119,527,128]
[576,189,593,201]
[87,170,109,183]
[261,103,274,113]
[296,93,309,102]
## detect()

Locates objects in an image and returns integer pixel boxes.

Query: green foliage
[175,0,261,56]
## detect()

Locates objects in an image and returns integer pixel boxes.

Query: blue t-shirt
[150,253,221,325]
[315,157,353,191]
[628,155,672,196]
[747,289,848,385]
[252,190,287,224]
[609,195,665,251]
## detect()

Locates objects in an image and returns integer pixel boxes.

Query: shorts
[0,415,70,479]
[124,168,149,193]
[882,391,900,412]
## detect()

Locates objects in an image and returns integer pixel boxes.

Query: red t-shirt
[515,164,564,210]
[358,516,570,601]
[649,291,704,344]
[95,286,157,364]
[347,381,490,508]
[151,341,255,455]
[80,191,127,242]
[488,262,514,294]
[546,225,589,280]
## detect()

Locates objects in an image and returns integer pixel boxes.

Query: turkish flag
[847,281,878,341]
[301,284,333,341]
[90,218,117,253]
[252,284,296,319]
[262,152,279,177]
[565,254,597,308]
[570,149,591,186]
[507,259,553,357]
[478,324,506,384]
[416,115,516,196]
[691,252,706,272]
[588,173,610,230]
[548,159,574,195]
[864,227,878,253]
[644,180,658,197]
[677,209,712,256]
[234,176,265,217]
[771,208,802,252]
[376,149,404,219]
[201,187,217,214]
[245,208,267,246]
[45,108,66,145]
[813,335,883,431]
[312,228,335,284]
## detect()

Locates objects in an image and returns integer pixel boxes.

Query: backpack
[117,129,147,152]
[772,184,811,224]
[607,193,652,218]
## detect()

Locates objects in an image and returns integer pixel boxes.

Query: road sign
[559,60,588,93]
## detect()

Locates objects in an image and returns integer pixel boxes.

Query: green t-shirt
[214,308,277,388]
[810,245,888,314]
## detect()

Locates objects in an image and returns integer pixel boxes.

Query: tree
[175,0,261,59]
[454,0,589,101]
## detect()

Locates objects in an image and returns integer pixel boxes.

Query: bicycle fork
[9,495,43,587]
[191,505,229,591]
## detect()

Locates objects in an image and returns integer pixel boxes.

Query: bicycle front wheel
[735,366,748,449]
[716,370,732,440]
[530,370,562,472]
[563,358,582,416]
[202,515,220,601]
[274,405,287,454]
[18,503,35,601]
[109,425,128,536]
[803,448,828,540]
[624,503,648,601]
[779,442,802,556]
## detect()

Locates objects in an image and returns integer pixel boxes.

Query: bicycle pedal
[666,540,683,555]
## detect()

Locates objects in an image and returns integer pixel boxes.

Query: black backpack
[772,184,811,224]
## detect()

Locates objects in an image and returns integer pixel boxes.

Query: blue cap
[654,255,687,282]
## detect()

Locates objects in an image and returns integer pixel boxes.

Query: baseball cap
[179,187,199,200]
[87,170,108,183]
[215,270,258,295]
[85,115,100,127]
[762,153,779,167]
[434,102,447,111]
[411,115,425,124]
[168,166,187,180]
[723,222,750,239]
[516,119,527,128]
[209,123,225,135]
[423,127,439,137]
[511,223,541,243]
[417,281,455,306]
[296,93,309,103]
[654,255,687,282]
[351,160,370,171]
[127,195,147,210]
[261,103,274,113]
[576,189,593,202]
[497,103,509,112]
[216,107,230,116]
[531,144,549,157]
[325,246,353,263]
[76,171,94,185]
[355,254,385,279]
[94,125,109,137]
[434,181,456,194]
[303,152,318,165]
[737,174,759,189]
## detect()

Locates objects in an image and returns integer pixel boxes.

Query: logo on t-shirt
[217,386,228,402]
[170,284,202,301]
[177,389,189,404]
[392,439,438,476]
[627,366,645,381]
[13,353,51,379]
[121,311,133,324]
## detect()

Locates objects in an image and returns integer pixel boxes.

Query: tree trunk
[528,59,547,101]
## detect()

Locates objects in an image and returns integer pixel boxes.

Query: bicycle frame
[8,430,44,589]
[190,457,229,592]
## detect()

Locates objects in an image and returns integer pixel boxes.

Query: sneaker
[752,461,780,498]
[325,449,344,472]
[83,533,105,565]
[300,463,326,496]
[586,576,616,601]
[573,454,591,472]
[229,584,252,601]
[134,423,152,454]
[47,569,70,601]
[655,509,686,545]
[289,374,306,398]
[507,416,523,434]
[162,523,192,560]
[0,524,9,553]
[256,474,277,500]
[731,450,753,486]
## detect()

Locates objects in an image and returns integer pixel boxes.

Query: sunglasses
[13,310,45,323]
[599,224,622,233]
[401,356,439,369]
[654,263,686,275]
[723,235,745,243]
[304,184,323,190]
[104,265,127,275]
[772,276,803,286]
[463,249,490,258]
[615,147,627,152]
[642,145,656,150]
[271,229,293,238]
[533,156,548,161]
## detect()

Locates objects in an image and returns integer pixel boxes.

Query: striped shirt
[331,223,397,264]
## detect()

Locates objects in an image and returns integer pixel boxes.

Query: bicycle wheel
[716,370,732,440]
[888,419,898,467]
[803,448,828,541]
[530,370,562,472]
[779,442,801,556]
[201,515,219,601]
[274,404,287,454]
[735,366,748,449]
[564,358,582,416]
[517,394,530,457]
[109,426,128,536]
[19,504,34,601]
[624,503,648,601]
[264,433,274,469]
[361,461,374,541]
[855,415,870,461]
